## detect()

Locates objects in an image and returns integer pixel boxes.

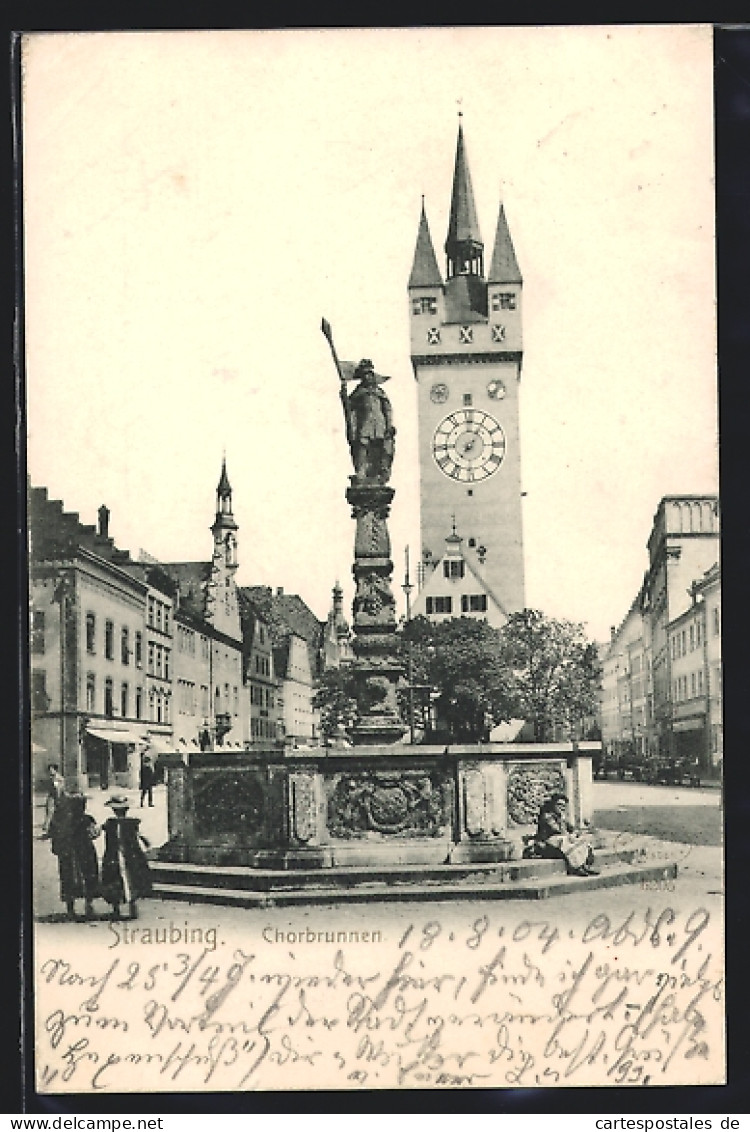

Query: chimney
[98,504,110,539]
[276,586,284,596]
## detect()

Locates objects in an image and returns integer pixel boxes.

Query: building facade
[409,118,525,620]
[600,495,721,776]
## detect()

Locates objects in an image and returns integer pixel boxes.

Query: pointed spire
[445,117,483,277]
[488,201,522,284]
[408,199,443,288]
[217,457,231,500]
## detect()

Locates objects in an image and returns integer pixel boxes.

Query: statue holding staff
[322,319,396,483]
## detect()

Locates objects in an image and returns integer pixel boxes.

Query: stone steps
[149,853,676,906]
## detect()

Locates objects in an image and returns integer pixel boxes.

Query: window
[164,607,170,635]
[462,594,488,613]
[86,612,96,654]
[443,560,465,579]
[31,670,49,713]
[491,291,516,311]
[426,596,452,615]
[135,686,143,720]
[698,669,704,695]
[121,627,130,665]
[463,392,473,406]
[104,677,114,717]
[135,631,143,667]
[459,326,473,345]
[691,672,696,697]
[31,611,46,654]
[120,683,129,718]
[155,602,163,631]
[689,625,695,651]
[713,607,720,636]
[155,646,163,678]
[148,641,155,674]
[147,596,155,627]
[105,620,114,661]
[164,649,170,680]
[164,694,171,725]
[696,620,702,647]
[412,296,437,315]
[234,686,239,716]
[201,685,209,715]
[86,673,96,713]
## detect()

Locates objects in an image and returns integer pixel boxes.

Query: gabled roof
[488,202,522,284]
[240,585,324,678]
[445,120,483,253]
[28,482,140,577]
[413,541,509,627]
[160,561,211,617]
[408,202,443,288]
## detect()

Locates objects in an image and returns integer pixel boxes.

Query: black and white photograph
[23,26,723,1094]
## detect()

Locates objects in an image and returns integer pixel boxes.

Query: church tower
[205,458,241,636]
[408,117,525,617]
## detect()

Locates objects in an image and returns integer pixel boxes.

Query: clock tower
[409,118,525,616]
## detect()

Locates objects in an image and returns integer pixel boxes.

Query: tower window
[463,393,473,406]
[427,328,441,345]
[459,326,473,345]
[413,296,437,315]
[492,292,516,311]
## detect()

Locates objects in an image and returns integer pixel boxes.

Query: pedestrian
[100,795,153,920]
[139,754,156,807]
[47,791,100,920]
[523,792,599,876]
[40,762,65,838]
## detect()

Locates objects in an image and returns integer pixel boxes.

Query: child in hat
[47,791,100,919]
[100,795,153,919]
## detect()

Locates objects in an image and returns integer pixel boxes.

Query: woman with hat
[47,791,100,920]
[100,795,153,919]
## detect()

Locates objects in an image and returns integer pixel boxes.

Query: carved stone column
[345,481,404,746]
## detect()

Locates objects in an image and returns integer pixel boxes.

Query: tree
[399,616,516,741]
[497,609,602,742]
[312,666,360,742]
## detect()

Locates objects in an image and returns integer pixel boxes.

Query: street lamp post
[402,546,415,744]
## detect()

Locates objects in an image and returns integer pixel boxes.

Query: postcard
[23,26,723,1094]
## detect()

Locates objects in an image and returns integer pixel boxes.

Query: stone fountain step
[150,847,635,892]
[149,855,677,907]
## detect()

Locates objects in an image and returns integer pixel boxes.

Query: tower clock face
[432,410,506,482]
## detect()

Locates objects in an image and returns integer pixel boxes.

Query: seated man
[524,792,599,876]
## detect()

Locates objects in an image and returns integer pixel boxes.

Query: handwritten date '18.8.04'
[36,904,723,1092]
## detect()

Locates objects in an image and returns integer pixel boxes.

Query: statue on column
[321,318,405,746]
[322,320,396,484]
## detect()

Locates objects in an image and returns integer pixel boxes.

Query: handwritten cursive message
[35,898,725,1092]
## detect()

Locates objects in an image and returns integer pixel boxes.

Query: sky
[22,26,719,643]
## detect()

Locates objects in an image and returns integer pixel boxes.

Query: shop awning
[86,724,148,744]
